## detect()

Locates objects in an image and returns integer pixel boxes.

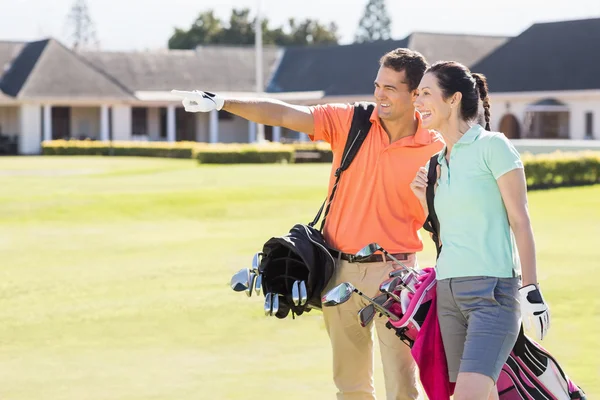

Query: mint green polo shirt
[433,124,523,280]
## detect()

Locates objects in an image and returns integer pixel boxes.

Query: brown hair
[427,61,491,130]
[379,48,429,92]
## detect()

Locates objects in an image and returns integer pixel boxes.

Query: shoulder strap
[422,153,442,258]
[310,102,375,231]
[337,102,375,174]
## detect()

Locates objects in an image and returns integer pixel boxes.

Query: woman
[409,61,551,400]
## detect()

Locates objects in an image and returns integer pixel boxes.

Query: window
[131,107,148,136]
[585,112,593,139]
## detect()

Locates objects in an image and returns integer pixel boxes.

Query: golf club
[299,281,307,306]
[230,268,250,292]
[356,243,421,278]
[251,252,262,273]
[292,280,300,306]
[358,293,389,327]
[379,276,408,299]
[247,271,256,297]
[254,274,262,296]
[264,293,272,316]
[322,282,399,321]
[272,293,279,315]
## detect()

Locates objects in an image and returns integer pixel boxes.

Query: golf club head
[246,272,256,297]
[379,276,401,294]
[358,304,376,327]
[292,280,300,306]
[380,297,397,317]
[264,293,272,316]
[272,294,279,315]
[389,269,409,279]
[251,252,262,273]
[372,293,390,305]
[358,293,388,328]
[322,282,355,307]
[355,243,382,258]
[230,268,251,292]
[299,281,307,306]
[254,274,262,296]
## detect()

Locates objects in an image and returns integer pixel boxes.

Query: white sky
[1,0,599,51]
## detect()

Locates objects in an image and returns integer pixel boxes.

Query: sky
[1,0,599,51]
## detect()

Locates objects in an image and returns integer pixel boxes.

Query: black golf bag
[258,102,375,318]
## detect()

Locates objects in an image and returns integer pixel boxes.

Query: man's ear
[410,89,419,102]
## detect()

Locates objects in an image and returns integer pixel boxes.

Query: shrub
[522,151,600,189]
[194,144,295,164]
[42,140,195,158]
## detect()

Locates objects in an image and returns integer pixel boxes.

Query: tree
[168,10,223,49]
[64,0,99,51]
[168,8,339,49]
[354,0,392,43]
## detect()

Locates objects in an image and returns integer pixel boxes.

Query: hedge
[522,151,600,189]
[42,140,294,163]
[291,142,334,163]
[194,144,294,164]
[40,141,600,188]
[42,140,196,159]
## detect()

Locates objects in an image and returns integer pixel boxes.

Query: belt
[329,249,410,263]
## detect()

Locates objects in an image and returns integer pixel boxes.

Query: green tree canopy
[168,9,339,49]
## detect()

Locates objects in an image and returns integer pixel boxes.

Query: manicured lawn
[0,156,597,399]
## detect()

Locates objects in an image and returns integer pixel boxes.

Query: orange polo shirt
[309,103,445,254]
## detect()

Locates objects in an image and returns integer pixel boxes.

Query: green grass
[0,156,598,400]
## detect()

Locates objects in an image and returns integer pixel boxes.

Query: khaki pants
[322,256,421,400]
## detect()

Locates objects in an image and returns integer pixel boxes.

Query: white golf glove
[170,90,224,113]
[519,284,550,340]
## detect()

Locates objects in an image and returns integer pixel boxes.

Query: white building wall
[112,105,132,141]
[19,104,42,154]
[566,100,600,140]
[0,106,20,134]
[489,93,600,140]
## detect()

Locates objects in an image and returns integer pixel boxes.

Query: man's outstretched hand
[171,90,225,113]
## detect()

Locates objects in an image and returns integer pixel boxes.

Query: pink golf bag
[384,267,437,347]
[498,330,586,399]
[382,268,586,399]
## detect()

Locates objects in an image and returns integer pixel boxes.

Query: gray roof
[471,18,600,92]
[406,32,509,70]
[0,41,25,74]
[0,40,45,97]
[81,45,282,92]
[267,39,409,95]
[0,38,134,100]
[267,32,509,96]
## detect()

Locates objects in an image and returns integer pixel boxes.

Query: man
[174,48,444,400]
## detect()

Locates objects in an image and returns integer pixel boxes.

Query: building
[471,18,600,141]
[1,17,599,155]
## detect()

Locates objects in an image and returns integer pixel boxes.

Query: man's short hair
[379,49,429,92]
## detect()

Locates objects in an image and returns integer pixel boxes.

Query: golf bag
[383,266,586,399]
[258,102,376,318]
[399,153,587,399]
[498,329,587,399]
[385,267,437,347]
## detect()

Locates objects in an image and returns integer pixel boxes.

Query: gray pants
[437,276,520,383]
